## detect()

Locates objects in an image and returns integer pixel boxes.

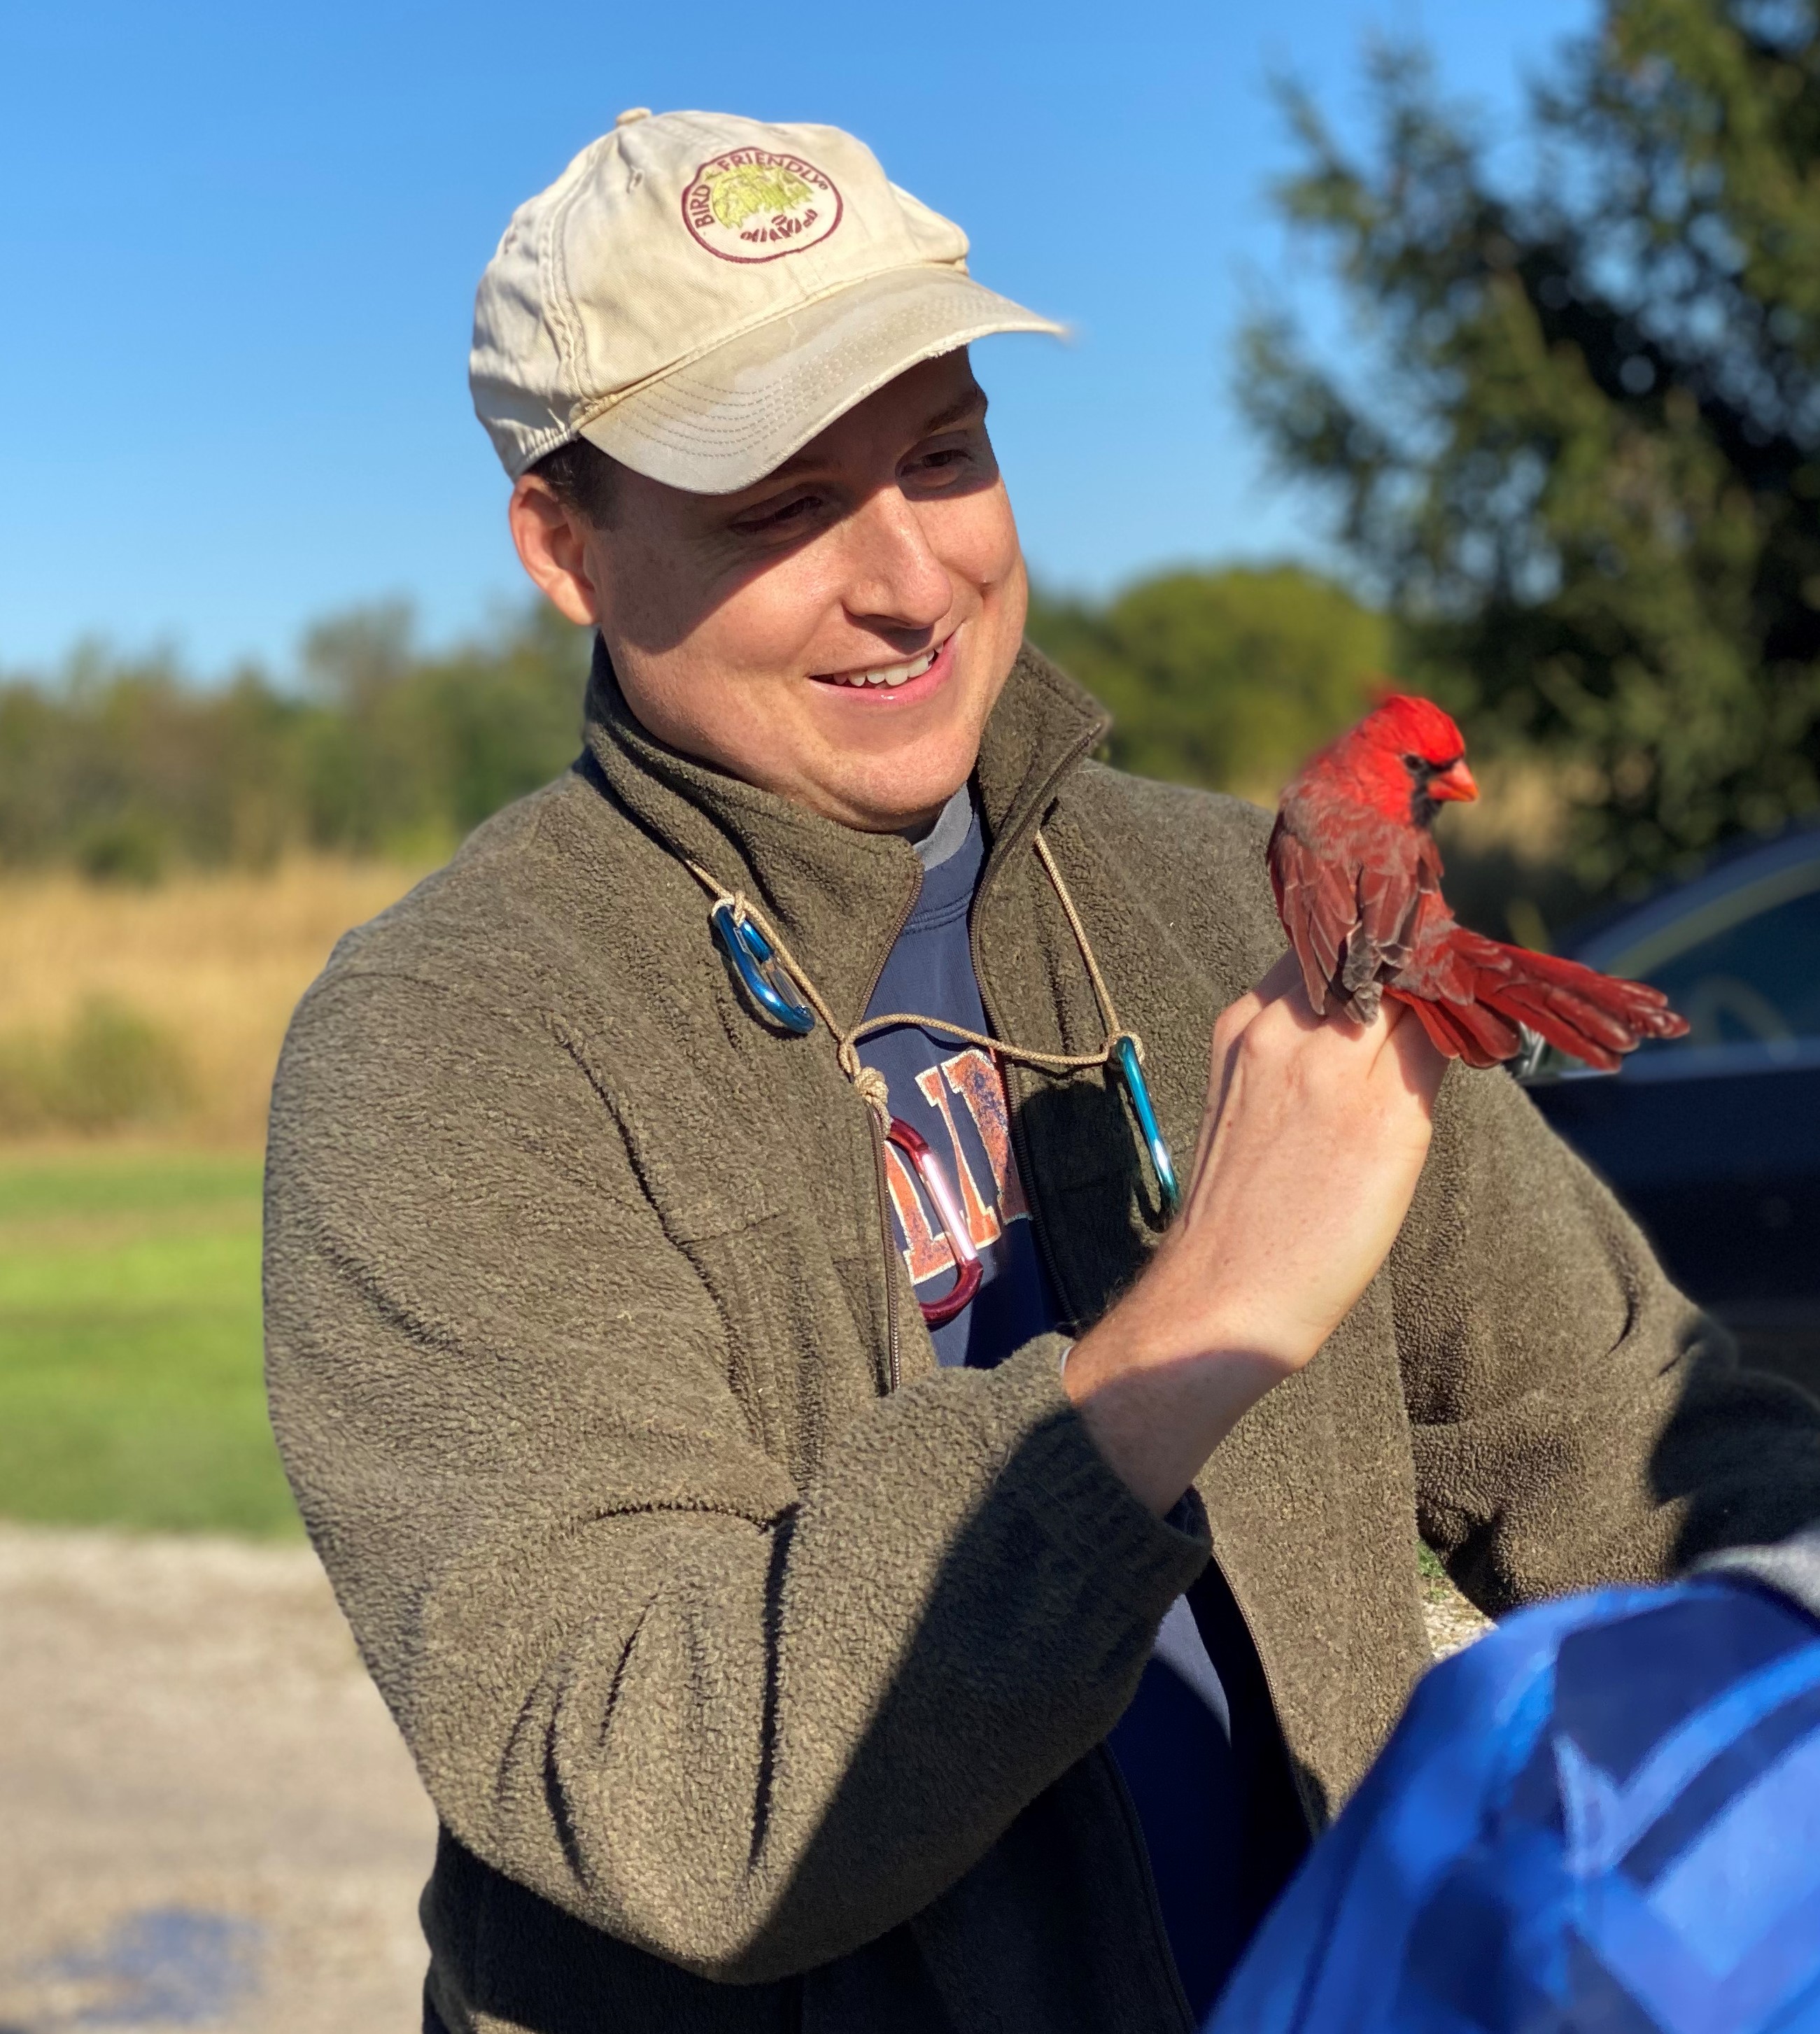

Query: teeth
[838,647,939,690]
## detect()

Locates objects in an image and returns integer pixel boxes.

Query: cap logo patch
[682,149,843,263]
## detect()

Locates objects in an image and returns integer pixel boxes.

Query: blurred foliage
[0,998,192,1135]
[0,602,593,876]
[1241,0,1820,894]
[1,558,1572,947]
[3,574,1394,880]
[1026,565,1391,798]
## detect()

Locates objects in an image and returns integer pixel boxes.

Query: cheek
[932,483,1022,599]
[678,560,849,724]
[607,556,841,766]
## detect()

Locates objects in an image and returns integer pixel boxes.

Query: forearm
[267,976,1207,1972]
[288,1329,1206,1981]
[1065,956,1444,1514]
[1062,1236,1288,1513]
[546,1339,1203,1977]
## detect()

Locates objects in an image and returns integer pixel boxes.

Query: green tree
[0,602,593,876]
[1241,2,1820,892]
[1027,564,1391,798]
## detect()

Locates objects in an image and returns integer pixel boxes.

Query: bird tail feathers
[1393,931,1689,1074]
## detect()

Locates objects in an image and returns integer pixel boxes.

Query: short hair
[528,436,622,527]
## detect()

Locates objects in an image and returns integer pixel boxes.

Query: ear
[509,474,603,628]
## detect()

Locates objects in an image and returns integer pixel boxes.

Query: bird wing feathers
[1269,707,1689,1070]
[1269,795,1686,1071]
[1269,803,1431,1023]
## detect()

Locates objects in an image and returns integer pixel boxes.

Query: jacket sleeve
[1390,1059,1820,1613]
[262,970,1206,1984]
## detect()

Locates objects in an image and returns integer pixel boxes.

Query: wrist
[1077,1227,1320,1383]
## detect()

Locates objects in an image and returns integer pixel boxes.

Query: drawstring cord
[681,825,1179,1381]
[679,828,1151,1132]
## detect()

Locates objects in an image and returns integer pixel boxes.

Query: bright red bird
[1268,694,1689,1072]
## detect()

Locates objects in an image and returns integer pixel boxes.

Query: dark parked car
[1522,826,1820,1397]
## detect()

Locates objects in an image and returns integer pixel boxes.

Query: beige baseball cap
[470,108,1064,494]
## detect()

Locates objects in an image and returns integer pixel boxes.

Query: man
[263,111,1820,2034]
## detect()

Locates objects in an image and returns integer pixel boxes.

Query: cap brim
[574,267,1064,494]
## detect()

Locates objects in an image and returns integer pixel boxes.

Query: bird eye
[1401,752,1425,772]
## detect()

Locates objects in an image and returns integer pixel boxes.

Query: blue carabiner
[711,901,816,1035]
[1112,1034,1180,1216]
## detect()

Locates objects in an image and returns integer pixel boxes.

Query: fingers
[1254,948,1307,1008]
[1194,953,1325,1196]
[1201,955,1440,1175]
[1206,951,1306,1127]
[1210,953,1455,1107]
[1210,950,1304,1055]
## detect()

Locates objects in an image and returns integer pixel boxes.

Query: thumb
[1203,949,1306,1128]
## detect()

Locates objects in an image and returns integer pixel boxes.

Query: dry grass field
[0,758,1572,1151]
[0,858,428,1145]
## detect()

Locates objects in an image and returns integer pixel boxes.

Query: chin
[796,635,1010,828]
[841,742,978,832]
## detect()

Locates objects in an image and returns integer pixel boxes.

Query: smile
[812,639,947,690]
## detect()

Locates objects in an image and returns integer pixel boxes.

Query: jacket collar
[581,636,1111,1026]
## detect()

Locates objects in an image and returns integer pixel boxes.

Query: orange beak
[1429,760,1479,803]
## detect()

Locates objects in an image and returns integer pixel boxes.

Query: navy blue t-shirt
[857,790,1304,2018]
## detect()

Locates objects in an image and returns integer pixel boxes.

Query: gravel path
[0,1523,1492,2031]
[1423,1578,1494,1660]
[0,1526,435,2034]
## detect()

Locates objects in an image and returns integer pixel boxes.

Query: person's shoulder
[1054,758,1283,973]
[316,780,569,980]
[289,765,642,1045]
[1068,758,1276,868]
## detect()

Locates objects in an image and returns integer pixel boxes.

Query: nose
[838,486,952,637]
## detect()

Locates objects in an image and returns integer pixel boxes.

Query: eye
[903,427,990,490]
[903,446,972,487]
[732,491,824,537]
[1402,752,1425,772]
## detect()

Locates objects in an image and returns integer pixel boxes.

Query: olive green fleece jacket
[264,642,1820,2034]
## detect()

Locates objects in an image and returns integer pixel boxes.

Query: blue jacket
[1206,1529,1820,2034]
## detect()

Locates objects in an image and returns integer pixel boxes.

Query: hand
[1064,953,1446,1513]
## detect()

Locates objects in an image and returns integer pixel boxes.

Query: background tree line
[1242,0,1820,895]
[7,0,1819,928]
[0,563,1391,874]
[0,602,593,882]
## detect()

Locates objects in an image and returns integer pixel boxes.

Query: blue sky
[0,0,1593,678]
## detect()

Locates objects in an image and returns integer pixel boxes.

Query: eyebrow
[915,389,989,436]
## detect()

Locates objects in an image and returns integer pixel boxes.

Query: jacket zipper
[971,782,1322,1939]
[970,800,1198,2012]
[858,862,923,1395]
[966,727,1106,1329]
[869,1113,903,1394]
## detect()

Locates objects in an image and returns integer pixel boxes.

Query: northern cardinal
[1268,694,1689,1072]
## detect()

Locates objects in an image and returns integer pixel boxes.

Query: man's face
[537,353,1027,833]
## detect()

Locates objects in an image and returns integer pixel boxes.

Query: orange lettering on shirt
[941,1049,1029,1223]
[916,1065,1000,1249]
[883,1140,954,1285]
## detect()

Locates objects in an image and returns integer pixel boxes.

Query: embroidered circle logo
[682,149,843,263]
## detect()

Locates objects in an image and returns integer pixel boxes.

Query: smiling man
[263,111,1820,2034]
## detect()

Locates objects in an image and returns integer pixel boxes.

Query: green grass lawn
[0,1147,300,1534]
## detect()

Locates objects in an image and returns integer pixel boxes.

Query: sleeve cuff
[981,1333,1212,1623]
